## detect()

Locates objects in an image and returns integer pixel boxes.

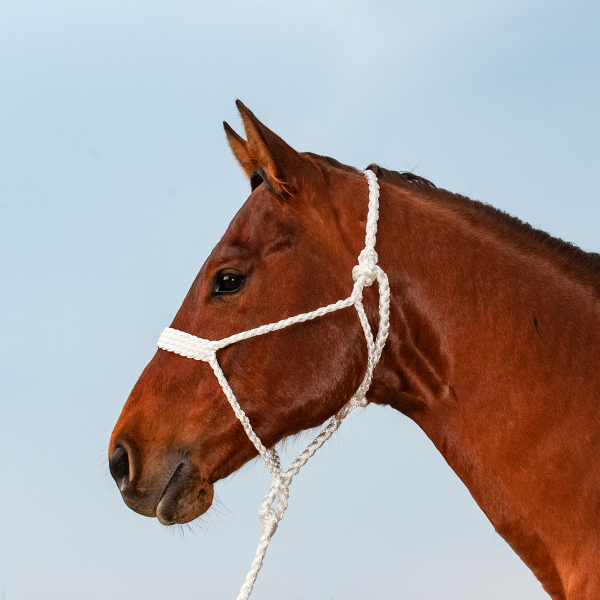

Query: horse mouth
[156,461,214,525]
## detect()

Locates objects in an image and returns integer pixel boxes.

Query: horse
[109,100,600,600]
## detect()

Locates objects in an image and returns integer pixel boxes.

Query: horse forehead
[220,194,301,249]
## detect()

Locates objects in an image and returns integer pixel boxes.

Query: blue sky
[0,1,598,599]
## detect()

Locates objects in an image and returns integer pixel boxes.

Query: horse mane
[305,153,600,294]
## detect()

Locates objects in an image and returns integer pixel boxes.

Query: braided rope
[157,169,390,600]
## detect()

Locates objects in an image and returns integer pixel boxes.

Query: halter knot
[352,248,379,286]
[259,508,279,538]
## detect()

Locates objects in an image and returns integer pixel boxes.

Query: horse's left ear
[234,100,314,197]
[224,121,258,178]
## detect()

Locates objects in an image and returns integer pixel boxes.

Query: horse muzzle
[108,440,214,525]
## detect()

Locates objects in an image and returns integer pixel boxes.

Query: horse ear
[235,100,308,197]
[223,121,257,179]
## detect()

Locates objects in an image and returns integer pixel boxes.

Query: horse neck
[374,182,600,599]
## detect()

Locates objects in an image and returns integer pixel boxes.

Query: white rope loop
[156,170,390,600]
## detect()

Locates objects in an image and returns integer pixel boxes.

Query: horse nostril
[109,446,130,491]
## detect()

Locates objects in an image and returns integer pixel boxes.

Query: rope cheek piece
[157,170,390,600]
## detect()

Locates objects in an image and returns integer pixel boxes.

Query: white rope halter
[157,170,390,600]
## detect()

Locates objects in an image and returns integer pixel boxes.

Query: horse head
[108,101,386,525]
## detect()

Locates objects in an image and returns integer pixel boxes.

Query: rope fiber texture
[157,170,390,600]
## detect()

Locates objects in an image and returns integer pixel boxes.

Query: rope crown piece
[157,169,391,600]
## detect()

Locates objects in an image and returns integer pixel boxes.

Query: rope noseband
[157,170,390,600]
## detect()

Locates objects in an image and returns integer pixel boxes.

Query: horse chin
[156,472,214,526]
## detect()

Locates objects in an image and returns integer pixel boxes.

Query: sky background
[1,1,599,599]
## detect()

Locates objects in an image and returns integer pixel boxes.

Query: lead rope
[157,170,390,600]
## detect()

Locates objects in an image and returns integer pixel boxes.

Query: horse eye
[216,271,245,294]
